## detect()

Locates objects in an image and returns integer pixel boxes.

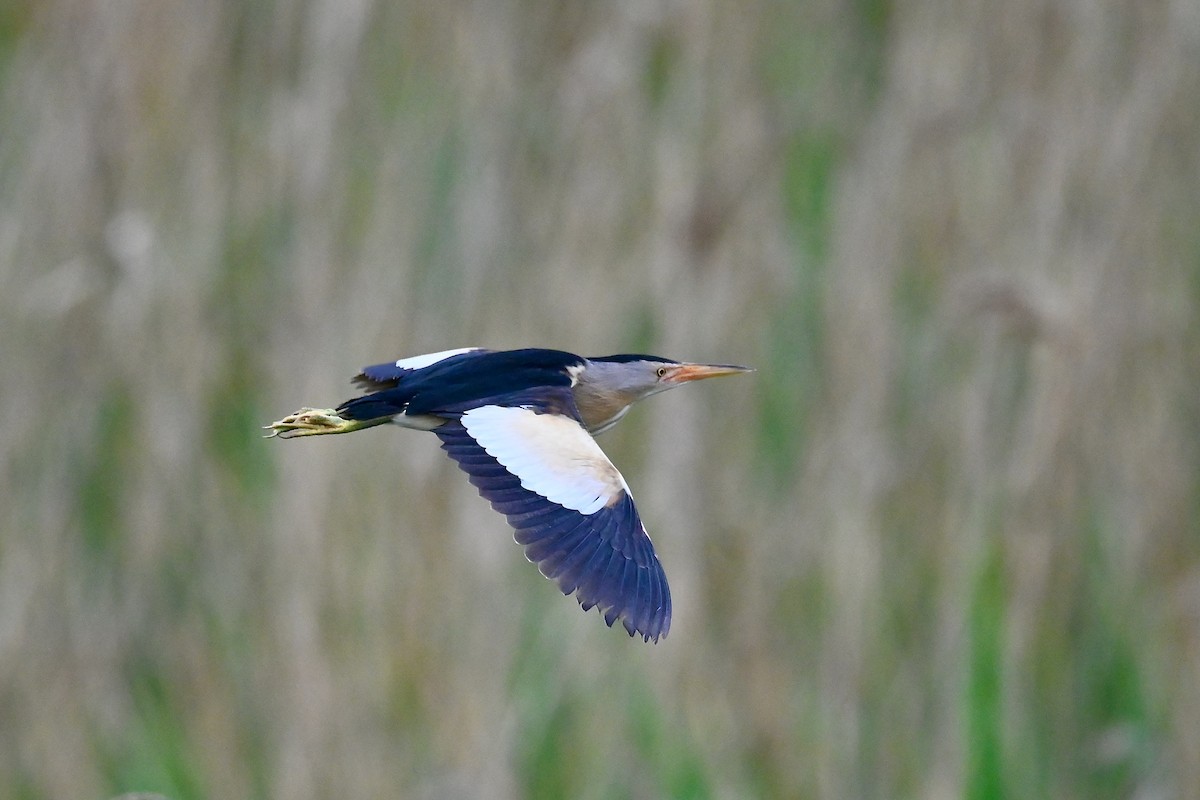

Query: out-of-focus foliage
[1,1,1198,798]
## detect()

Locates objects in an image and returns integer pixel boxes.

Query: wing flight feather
[435,412,671,642]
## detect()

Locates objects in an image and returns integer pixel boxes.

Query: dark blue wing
[340,348,584,422]
[353,348,491,390]
[436,420,672,643]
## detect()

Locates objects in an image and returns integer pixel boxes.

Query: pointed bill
[660,362,754,384]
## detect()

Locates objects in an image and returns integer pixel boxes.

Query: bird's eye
[656,367,668,378]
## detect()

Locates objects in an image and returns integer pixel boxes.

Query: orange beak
[661,362,754,384]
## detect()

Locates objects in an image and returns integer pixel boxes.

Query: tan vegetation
[1,1,1197,797]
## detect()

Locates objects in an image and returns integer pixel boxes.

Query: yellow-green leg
[263,407,389,438]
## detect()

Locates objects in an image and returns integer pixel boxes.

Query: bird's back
[339,348,587,423]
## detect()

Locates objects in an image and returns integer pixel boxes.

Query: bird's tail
[336,395,402,422]
[336,386,417,422]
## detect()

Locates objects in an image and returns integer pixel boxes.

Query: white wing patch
[461,405,631,515]
[565,363,585,387]
[395,347,481,370]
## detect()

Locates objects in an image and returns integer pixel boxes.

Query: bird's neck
[572,383,635,435]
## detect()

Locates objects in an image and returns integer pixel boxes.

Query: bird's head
[583,354,753,403]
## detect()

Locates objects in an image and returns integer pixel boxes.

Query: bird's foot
[263,407,369,438]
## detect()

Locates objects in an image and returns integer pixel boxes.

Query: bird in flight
[264,347,751,642]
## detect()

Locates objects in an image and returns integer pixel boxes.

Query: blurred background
[2,1,1198,798]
